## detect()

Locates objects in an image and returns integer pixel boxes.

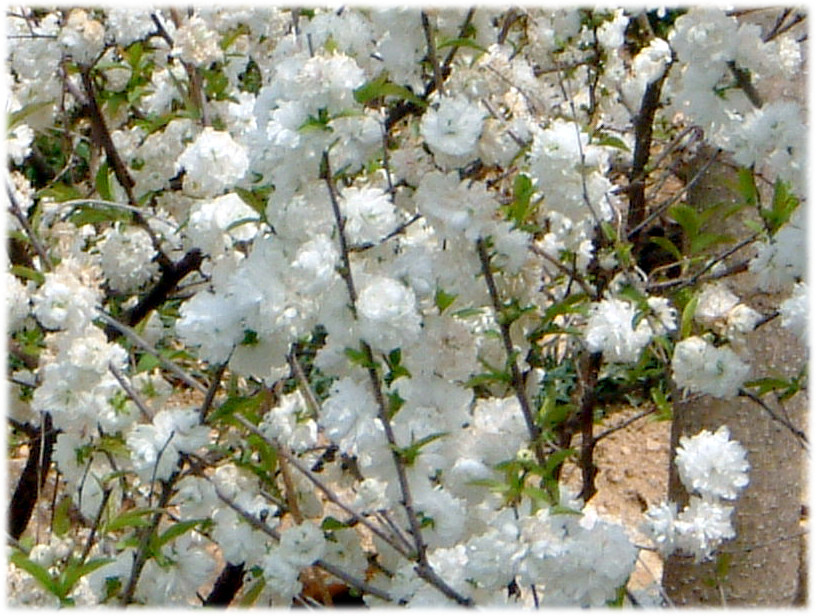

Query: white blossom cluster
[5,5,803,609]
[644,426,750,562]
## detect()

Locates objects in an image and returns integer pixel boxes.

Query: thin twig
[6,184,53,270]
[476,238,546,466]
[210,477,394,602]
[421,12,444,97]
[120,477,175,605]
[233,413,413,559]
[321,151,357,314]
[96,310,208,395]
[593,406,657,443]
[109,363,154,421]
[739,388,808,449]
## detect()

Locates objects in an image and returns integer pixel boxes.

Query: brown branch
[477,238,546,467]
[628,70,669,236]
[9,413,57,539]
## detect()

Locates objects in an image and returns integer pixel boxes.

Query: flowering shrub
[5,5,807,608]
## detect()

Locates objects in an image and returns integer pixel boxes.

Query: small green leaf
[53,496,74,537]
[10,265,45,285]
[436,37,488,54]
[239,576,266,606]
[761,179,799,236]
[387,389,405,418]
[354,76,426,108]
[649,235,683,261]
[10,550,61,598]
[95,162,113,201]
[37,183,83,204]
[104,507,158,533]
[434,288,457,314]
[135,353,161,373]
[669,204,701,237]
[155,519,203,549]
[321,516,348,531]
[735,167,758,208]
[60,556,114,597]
[397,432,449,466]
[594,133,630,151]
[680,294,699,339]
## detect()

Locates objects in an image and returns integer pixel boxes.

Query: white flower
[341,185,399,245]
[421,95,485,157]
[261,547,302,602]
[465,528,524,590]
[7,122,34,164]
[58,9,105,66]
[674,496,736,562]
[279,521,327,568]
[185,192,260,256]
[291,234,339,294]
[584,298,653,363]
[127,408,210,482]
[779,281,808,345]
[32,259,101,331]
[6,272,31,332]
[171,15,222,67]
[320,377,381,454]
[695,282,761,339]
[672,336,750,399]
[259,391,318,453]
[176,128,249,198]
[106,8,157,47]
[354,477,390,513]
[413,170,495,240]
[643,501,679,557]
[357,275,422,352]
[176,289,246,364]
[675,426,750,500]
[98,224,159,292]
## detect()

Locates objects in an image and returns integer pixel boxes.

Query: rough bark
[661,149,808,606]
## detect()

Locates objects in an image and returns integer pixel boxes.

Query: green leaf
[397,432,449,466]
[321,516,348,531]
[10,550,61,599]
[436,37,488,54]
[68,203,130,226]
[135,353,161,373]
[649,235,683,261]
[735,167,758,208]
[679,294,699,339]
[234,186,272,216]
[104,507,159,533]
[387,389,406,418]
[10,265,45,285]
[505,173,536,226]
[434,288,457,314]
[52,496,74,537]
[344,346,377,370]
[594,133,630,152]
[650,385,673,421]
[36,183,83,203]
[354,76,426,108]
[7,101,52,129]
[239,576,266,606]
[668,204,701,238]
[451,307,484,319]
[689,232,731,255]
[155,519,203,549]
[761,179,799,236]
[60,556,114,597]
[210,391,267,425]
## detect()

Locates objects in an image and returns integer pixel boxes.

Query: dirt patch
[561,406,671,592]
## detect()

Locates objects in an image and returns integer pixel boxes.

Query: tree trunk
[661,150,808,606]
